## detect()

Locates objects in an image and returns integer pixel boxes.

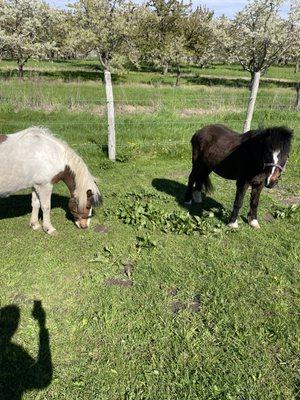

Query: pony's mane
[25,127,100,209]
[242,126,293,152]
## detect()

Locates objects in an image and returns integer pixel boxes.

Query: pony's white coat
[0,127,100,233]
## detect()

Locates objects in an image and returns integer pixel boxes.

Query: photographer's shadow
[0,301,52,400]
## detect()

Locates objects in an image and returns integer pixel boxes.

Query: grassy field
[0,61,299,400]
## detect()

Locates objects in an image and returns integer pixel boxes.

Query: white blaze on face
[267,150,280,186]
[86,207,92,227]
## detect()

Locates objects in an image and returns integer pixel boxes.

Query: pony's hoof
[249,219,260,229]
[30,222,41,231]
[228,221,239,229]
[192,190,202,204]
[44,227,57,235]
[184,200,192,206]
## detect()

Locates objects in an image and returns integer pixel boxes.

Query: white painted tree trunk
[104,69,116,161]
[243,71,261,133]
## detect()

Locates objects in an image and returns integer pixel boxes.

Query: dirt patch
[264,212,275,223]
[104,278,133,287]
[94,224,110,234]
[166,287,179,297]
[123,261,134,278]
[16,102,158,116]
[168,170,186,179]
[272,185,300,206]
[189,296,201,313]
[280,195,300,205]
[11,293,31,305]
[179,106,244,117]
[170,301,186,313]
[117,104,157,115]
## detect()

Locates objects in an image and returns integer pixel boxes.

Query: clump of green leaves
[117,199,222,236]
[136,234,157,250]
[272,204,299,219]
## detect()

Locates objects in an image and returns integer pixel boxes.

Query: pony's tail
[191,133,213,194]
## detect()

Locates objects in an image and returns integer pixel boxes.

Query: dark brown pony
[185,124,293,228]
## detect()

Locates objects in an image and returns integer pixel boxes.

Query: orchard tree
[229,0,300,132]
[184,6,216,68]
[0,0,56,77]
[137,0,190,76]
[70,0,137,160]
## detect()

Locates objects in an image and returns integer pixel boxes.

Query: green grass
[0,61,299,400]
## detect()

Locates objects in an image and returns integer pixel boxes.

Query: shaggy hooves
[44,227,57,235]
[30,222,42,231]
[249,219,260,229]
[228,221,239,229]
[184,200,192,205]
[192,190,202,204]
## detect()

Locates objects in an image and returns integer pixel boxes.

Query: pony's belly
[213,165,237,180]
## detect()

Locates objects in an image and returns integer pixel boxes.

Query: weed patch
[116,192,225,236]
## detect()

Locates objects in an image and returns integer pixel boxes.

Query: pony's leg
[193,169,211,204]
[184,165,197,204]
[248,183,264,229]
[228,181,249,228]
[30,189,41,230]
[34,183,56,234]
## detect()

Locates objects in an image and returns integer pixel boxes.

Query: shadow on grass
[186,75,297,89]
[0,301,52,400]
[0,193,72,221]
[0,68,125,83]
[152,178,228,223]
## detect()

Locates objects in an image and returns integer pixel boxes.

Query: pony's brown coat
[0,135,7,144]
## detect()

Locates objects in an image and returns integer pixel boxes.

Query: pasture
[0,61,299,399]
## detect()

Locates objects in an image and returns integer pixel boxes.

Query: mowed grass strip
[0,65,299,399]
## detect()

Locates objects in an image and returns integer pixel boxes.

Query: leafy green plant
[136,234,157,250]
[272,204,299,219]
[117,198,223,236]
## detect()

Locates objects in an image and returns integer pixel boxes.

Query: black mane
[242,126,293,154]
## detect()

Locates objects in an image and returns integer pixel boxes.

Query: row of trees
[0,0,299,158]
[0,0,299,78]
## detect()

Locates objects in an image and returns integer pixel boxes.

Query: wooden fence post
[243,71,261,133]
[104,69,116,161]
[295,83,300,111]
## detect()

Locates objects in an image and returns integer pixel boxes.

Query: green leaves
[116,194,224,236]
[272,203,299,219]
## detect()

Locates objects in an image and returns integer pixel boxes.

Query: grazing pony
[0,127,101,234]
[185,124,293,228]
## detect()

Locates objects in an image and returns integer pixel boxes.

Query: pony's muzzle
[264,179,278,189]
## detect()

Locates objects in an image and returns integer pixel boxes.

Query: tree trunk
[243,71,261,133]
[295,58,299,74]
[18,63,24,78]
[104,69,116,161]
[175,64,181,86]
[162,63,168,75]
[295,83,300,111]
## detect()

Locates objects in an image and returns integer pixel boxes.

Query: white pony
[0,127,101,234]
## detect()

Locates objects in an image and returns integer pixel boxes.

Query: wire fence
[0,89,299,151]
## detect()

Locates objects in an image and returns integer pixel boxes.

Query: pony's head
[263,127,293,188]
[68,189,102,229]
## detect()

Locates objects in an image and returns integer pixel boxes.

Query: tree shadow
[0,193,72,221]
[186,75,297,88]
[0,68,125,83]
[0,301,52,400]
[152,178,228,223]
